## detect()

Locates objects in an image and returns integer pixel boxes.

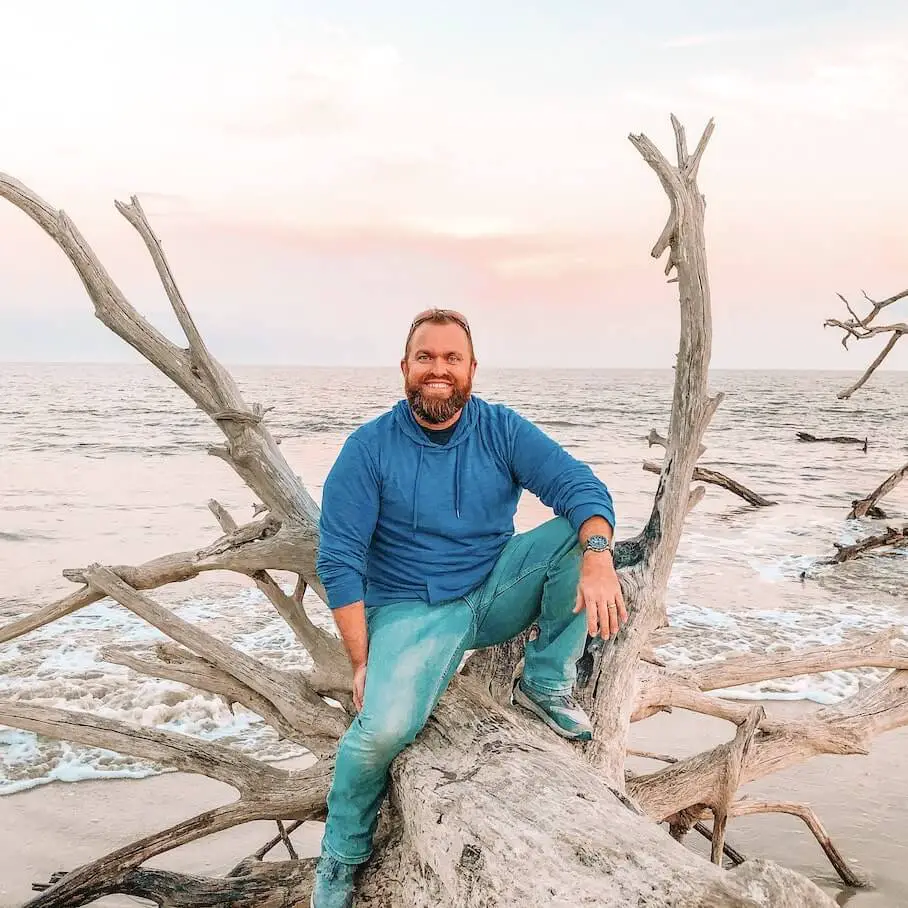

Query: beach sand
[2,707,906,907]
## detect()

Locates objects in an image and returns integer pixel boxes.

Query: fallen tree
[3,117,905,907]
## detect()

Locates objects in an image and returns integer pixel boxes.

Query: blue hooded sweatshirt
[316,396,615,609]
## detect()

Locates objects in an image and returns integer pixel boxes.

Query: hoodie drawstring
[454,445,461,519]
[412,445,424,531]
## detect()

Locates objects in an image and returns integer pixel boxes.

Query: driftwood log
[821,526,908,565]
[644,430,775,507]
[795,431,868,451]
[3,117,906,907]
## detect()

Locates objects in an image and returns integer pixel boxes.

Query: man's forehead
[410,322,471,352]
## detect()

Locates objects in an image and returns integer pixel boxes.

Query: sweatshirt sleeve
[507,410,615,533]
[316,435,381,609]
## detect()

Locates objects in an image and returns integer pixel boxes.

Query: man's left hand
[573,552,627,639]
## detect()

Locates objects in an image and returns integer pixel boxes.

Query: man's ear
[400,358,408,379]
[470,359,478,379]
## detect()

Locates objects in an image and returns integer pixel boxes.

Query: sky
[1,0,906,370]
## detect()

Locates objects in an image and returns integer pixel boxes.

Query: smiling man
[311,308,623,908]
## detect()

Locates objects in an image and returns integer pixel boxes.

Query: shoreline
[2,706,905,907]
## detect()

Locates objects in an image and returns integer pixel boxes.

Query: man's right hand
[330,600,369,712]
[352,662,367,712]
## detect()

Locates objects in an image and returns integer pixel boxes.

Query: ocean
[1,362,907,795]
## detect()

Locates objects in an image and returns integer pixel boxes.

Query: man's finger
[584,595,599,636]
[596,600,611,639]
[573,585,585,615]
[607,601,620,637]
[616,588,629,625]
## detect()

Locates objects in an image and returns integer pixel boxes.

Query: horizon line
[1,360,905,376]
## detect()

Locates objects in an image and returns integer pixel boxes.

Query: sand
[2,709,906,907]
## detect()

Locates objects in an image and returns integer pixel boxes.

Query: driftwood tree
[823,288,908,560]
[2,118,907,908]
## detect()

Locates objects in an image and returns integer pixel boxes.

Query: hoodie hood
[392,397,477,526]
[391,396,478,448]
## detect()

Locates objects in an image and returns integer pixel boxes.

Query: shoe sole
[512,685,592,742]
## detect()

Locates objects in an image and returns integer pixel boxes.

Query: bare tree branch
[0,519,319,646]
[821,525,908,564]
[643,460,775,507]
[586,116,721,779]
[84,565,347,749]
[849,461,908,519]
[825,287,908,399]
[727,799,867,887]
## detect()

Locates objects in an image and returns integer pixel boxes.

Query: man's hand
[352,662,367,712]
[573,551,627,639]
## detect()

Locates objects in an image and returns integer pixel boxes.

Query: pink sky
[1,1,906,369]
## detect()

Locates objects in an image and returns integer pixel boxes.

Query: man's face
[401,321,477,425]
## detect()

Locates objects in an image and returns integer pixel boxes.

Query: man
[311,309,624,908]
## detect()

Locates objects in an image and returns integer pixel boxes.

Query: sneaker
[310,852,356,908]
[513,680,593,741]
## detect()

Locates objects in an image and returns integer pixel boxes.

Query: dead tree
[823,288,908,558]
[3,118,906,908]
[825,288,908,401]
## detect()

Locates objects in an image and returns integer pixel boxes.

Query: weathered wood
[726,799,867,887]
[796,431,868,449]
[825,287,908,400]
[206,498,350,691]
[643,459,775,507]
[585,117,724,782]
[84,564,347,751]
[33,861,316,908]
[9,123,908,907]
[0,518,321,646]
[849,460,908,519]
[629,669,908,821]
[822,525,908,564]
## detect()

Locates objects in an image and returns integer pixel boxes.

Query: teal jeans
[322,516,587,864]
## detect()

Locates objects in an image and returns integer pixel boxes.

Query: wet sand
[2,706,905,907]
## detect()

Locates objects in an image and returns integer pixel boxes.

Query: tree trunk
[4,117,904,908]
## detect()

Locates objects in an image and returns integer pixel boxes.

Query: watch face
[586,535,610,551]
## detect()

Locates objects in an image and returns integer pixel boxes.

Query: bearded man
[311,309,623,908]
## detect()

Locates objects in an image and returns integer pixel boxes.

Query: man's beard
[406,376,472,425]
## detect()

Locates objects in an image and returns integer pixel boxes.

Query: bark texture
[3,118,903,907]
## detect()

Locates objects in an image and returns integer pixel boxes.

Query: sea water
[1,363,906,793]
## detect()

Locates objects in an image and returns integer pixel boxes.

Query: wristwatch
[582,534,612,555]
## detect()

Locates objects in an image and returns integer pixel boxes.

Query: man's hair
[403,309,475,361]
